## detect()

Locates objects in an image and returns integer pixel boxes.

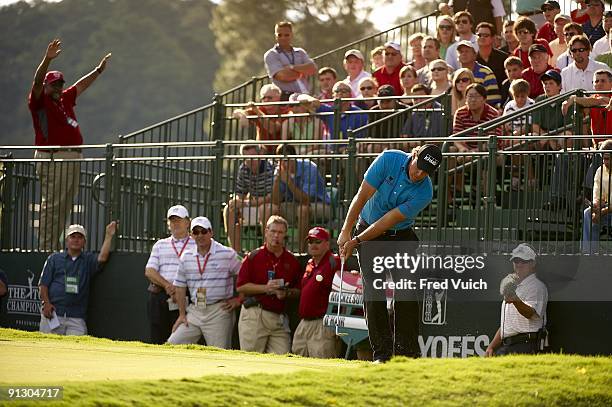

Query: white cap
[191,216,212,231]
[167,205,189,219]
[456,40,475,51]
[66,224,87,238]
[510,243,537,262]
[344,49,364,61]
[383,41,401,52]
[554,13,571,23]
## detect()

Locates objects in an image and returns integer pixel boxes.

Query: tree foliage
[211,0,383,91]
[0,0,218,146]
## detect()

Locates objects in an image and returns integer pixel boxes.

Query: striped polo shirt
[472,62,502,108]
[453,103,502,149]
[146,236,196,282]
[174,240,242,303]
[235,160,274,197]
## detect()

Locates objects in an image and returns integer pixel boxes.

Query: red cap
[306,227,330,241]
[44,71,64,85]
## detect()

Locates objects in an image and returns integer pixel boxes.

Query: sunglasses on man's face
[307,239,323,244]
[477,32,491,38]
[192,228,211,236]
[431,66,447,72]
[512,258,531,264]
[360,86,373,91]
[456,19,470,25]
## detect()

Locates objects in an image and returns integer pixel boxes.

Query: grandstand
[1,2,611,356]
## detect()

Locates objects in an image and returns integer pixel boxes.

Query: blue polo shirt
[361,150,433,230]
[278,159,331,204]
[316,104,368,139]
[39,251,102,319]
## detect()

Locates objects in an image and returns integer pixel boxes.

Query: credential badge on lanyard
[65,273,79,294]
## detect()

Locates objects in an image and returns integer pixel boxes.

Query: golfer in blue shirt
[338,144,442,362]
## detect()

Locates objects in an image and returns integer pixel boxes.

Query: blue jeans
[581,207,612,253]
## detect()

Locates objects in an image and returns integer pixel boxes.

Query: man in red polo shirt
[29,38,111,251]
[236,215,301,354]
[562,69,612,147]
[291,227,340,358]
[522,44,557,98]
[372,41,406,96]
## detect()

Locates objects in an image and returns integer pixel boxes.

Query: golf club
[336,257,348,337]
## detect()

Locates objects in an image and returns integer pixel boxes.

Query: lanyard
[277,45,295,65]
[171,237,190,258]
[196,252,211,276]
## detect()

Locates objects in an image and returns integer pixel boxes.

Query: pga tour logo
[422,279,446,325]
[423,154,439,167]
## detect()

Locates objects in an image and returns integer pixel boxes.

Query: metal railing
[2,137,610,255]
[119,11,439,145]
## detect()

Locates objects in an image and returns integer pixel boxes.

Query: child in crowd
[500,56,524,106]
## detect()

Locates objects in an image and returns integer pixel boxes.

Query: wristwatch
[354,236,362,245]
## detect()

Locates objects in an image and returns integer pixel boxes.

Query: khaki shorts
[167,302,234,349]
[291,318,340,358]
[279,202,331,223]
[238,305,290,354]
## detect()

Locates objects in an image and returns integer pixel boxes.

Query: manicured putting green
[0,329,348,383]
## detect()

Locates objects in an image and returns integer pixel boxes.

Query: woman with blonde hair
[451,68,475,115]
[429,59,452,95]
[355,77,379,109]
[436,15,457,60]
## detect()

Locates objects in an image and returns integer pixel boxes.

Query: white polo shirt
[174,240,241,304]
[343,70,371,98]
[561,59,611,92]
[146,236,196,282]
[445,34,479,71]
[500,273,548,338]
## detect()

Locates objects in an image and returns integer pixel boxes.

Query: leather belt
[502,332,539,345]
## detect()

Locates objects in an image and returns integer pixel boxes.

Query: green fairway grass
[0,328,611,406]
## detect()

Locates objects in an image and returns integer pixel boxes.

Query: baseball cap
[306,227,330,241]
[416,144,442,175]
[554,13,571,23]
[344,49,364,61]
[377,84,395,97]
[44,71,64,85]
[540,69,562,84]
[541,0,560,10]
[456,40,475,51]
[167,205,189,219]
[510,243,537,262]
[384,41,401,52]
[528,44,548,55]
[66,224,87,238]
[191,216,212,231]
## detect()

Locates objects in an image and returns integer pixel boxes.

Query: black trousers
[147,291,179,344]
[496,340,539,355]
[355,221,420,361]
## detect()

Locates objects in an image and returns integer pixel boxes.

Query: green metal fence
[2,137,610,255]
[119,11,439,145]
